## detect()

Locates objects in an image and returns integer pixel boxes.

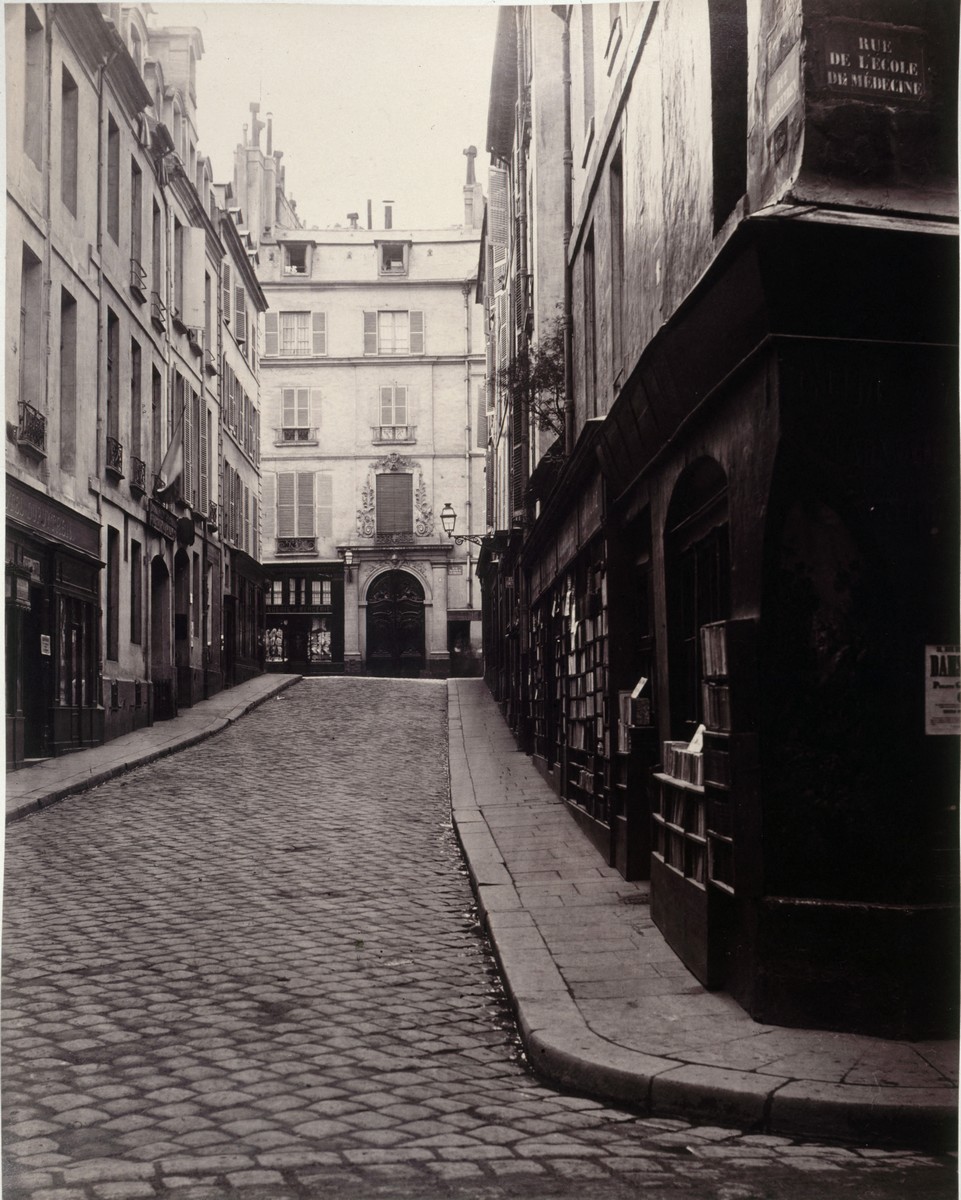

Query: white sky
[153,1,500,231]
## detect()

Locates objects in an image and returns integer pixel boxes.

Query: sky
[154,1,500,231]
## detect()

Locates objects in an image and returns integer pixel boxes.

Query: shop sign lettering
[925,644,960,736]
[820,23,925,101]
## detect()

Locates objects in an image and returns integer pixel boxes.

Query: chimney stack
[266,112,273,156]
[384,201,393,230]
[347,212,359,229]
[367,200,372,230]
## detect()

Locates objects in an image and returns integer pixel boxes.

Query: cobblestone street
[3,679,956,1199]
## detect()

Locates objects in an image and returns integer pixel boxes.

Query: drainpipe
[462,280,473,607]
[555,6,575,455]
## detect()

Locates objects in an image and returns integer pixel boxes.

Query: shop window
[266,626,285,663]
[130,540,142,644]
[267,580,283,606]
[376,473,413,535]
[666,459,730,738]
[106,527,120,660]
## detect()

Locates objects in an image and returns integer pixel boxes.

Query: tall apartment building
[5,4,266,768]
[231,121,487,677]
[480,1,958,1038]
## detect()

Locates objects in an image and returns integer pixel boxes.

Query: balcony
[129,258,148,302]
[129,455,147,494]
[204,348,218,376]
[16,401,46,458]
[171,306,188,335]
[371,424,416,444]
[105,436,124,480]
[150,291,166,332]
[276,536,317,556]
[275,426,318,446]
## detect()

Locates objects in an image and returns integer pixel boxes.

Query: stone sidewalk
[5,673,301,824]
[447,678,958,1152]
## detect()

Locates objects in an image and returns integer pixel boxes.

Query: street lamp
[440,502,492,547]
[342,548,354,582]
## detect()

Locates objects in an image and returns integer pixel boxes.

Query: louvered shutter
[221,262,231,324]
[376,473,413,534]
[252,496,259,558]
[200,401,209,513]
[296,472,315,536]
[297,389,310,427]
[380,386,393,424]
[312,311,326,355]
[394,385,408,424]
[310,388,321,429]
[277,472,295,537]
[243,485,250,551]
[486,450,494,526]
[235,286,247,344]
[183,384,193,505]
[476,383,486,448]
[282,387,296,428]
[316,472,333,537]
[409,311,425,354]
[254,408,260,463]
[489,166,509,267]
[264,311,278,356]
[262,474,275,539]
[363,311,378,354]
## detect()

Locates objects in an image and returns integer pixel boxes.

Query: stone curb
[446,681,957,1152]
[6,675,302,825]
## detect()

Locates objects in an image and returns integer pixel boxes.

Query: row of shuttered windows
[261,471,423,539]
[263,311,426,357]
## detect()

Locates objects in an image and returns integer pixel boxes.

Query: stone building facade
[480,0,958,1038]
[230,123,487,678]
[5,3,266,767]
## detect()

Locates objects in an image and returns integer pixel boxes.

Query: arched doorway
[150,555,174,720]
[365,570,425,677]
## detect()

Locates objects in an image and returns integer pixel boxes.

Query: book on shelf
[661,739,704,786]
[702,681,731,731]
[700,622,729,678]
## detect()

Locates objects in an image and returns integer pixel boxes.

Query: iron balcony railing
[130,455,147,493]
[276,427,318,445]
[150,291,166,331]
[105,436,124,478]
[130,258,147,300]
[17,401,46,456]
[276,536,317,556]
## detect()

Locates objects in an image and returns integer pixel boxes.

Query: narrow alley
[2,680,954,1199]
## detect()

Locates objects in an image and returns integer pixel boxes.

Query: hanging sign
[925,645,960,736]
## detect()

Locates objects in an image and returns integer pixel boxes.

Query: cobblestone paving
[3,679,956,1199]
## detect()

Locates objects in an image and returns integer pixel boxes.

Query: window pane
[281,311,311,355]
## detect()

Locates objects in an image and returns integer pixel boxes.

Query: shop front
[6,477,103,769]
[265,564,345,675]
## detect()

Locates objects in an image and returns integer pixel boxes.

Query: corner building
[232,121,487,677]
[481,0,958,1038]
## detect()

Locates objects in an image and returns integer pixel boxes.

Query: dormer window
[378,242,408,275]
[283,243,310,276]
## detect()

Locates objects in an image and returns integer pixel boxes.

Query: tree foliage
[497,316,566,443]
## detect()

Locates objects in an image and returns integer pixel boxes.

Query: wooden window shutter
[277,472,296,537]
[312,311,326,355]
[252,496,259,559]
[409,311,425,354]
[200,402,209,513]
[183,383,193,504]
[243,485,250,551]
[486,449,494,526]
[380,385,393,424]
[296,388,310,427]
[489,166,509,265]
[296,472,315,536]
[310,388,321,428]
[263,474,276,539]
[476,383,487,448]
[394,385,408,424]
[282,387,296,428]
[363,311,378,355]
[264,311,279,356]
[221,262,231,323]
[254,408,260,463]
[316,472,333,537]
[235,286,247,344]
[375,473,413,534]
